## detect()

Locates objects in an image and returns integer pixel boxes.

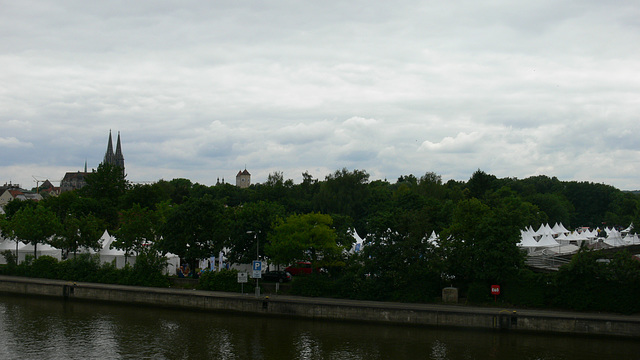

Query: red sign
[491,285,500,295]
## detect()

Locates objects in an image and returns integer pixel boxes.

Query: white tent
[518,231,539,254]
[535,223,555,237]
[351,230,365,253]
[98,230,135,268]
[0,239,26,264]
[625,233,640,245]
[426,231,439,247]
[537,234,560,248]
[604,231,626,247]
[546,244,579,254]
[18,242,62,263]
[165,252,180,275]
[555,232,569,243]
[552,222,570,235]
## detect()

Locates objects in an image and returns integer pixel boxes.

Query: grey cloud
[2,1,640,189]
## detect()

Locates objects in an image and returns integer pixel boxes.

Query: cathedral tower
[103,130,125,175]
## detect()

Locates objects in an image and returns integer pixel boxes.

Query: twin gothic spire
[103,130,125,174]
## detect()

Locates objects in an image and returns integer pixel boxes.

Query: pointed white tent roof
[555,232,569,243]
[604,231,626,247]
[535,223,555,237]
[0,239,25,251]
[518,232,539,248]
[99,230,113,250]
[567,231,589,241]
[351,229,365,253]
[552,222,570,234]
[537,234,560,247]
[426,231,439,246]
[98,230,126,256]
[18,242,62,261]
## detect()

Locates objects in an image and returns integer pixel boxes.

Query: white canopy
[518,231,539,248]
[537,234,560,247]
[604,231,626,247]
[551,222,570,234]
[0,240,26,264]
[546,244,579,254]
[535,223,555,237]
[351,229,365,253]
[18,242,62,262]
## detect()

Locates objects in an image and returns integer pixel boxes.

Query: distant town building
[60,171,90,193]
[0,182,21,193]
[236,169,251,188]
[38,179,60,197]
[0,189,42,207]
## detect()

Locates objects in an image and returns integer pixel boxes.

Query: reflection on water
[0,294,638,360]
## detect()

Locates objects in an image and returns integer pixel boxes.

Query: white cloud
[1,1,640,190]
[0,137,32,148]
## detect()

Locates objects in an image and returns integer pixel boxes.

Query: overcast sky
[2,1,639,191]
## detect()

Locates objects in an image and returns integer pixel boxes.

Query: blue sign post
[252,260,262,297]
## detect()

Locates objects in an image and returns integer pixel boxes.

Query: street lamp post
[247,230,260,296]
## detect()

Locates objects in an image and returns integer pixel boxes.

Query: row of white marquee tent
[0,230,181,274]
[518,223,639,255]
[3,224,636,268]
[349,223,638,256]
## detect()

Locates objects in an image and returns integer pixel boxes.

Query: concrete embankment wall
[1,275,639,338]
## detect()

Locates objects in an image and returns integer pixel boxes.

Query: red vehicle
[284,261,313,276]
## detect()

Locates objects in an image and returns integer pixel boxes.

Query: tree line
[1,164,639,311]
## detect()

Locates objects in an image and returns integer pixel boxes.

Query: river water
[0,294,638,360]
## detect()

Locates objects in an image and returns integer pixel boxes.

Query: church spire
[115,131,124,168]
[102,130,125,176]
[103,130,115,165]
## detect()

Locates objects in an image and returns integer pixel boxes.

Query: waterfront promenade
[0,275,638,338]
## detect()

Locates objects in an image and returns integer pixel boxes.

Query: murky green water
[0,294,638,359]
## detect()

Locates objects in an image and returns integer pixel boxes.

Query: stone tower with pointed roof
[103,130,125,175]
[236,168,251,188]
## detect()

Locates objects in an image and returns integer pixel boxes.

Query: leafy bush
[502,269,549,308]
[29,255,59,279]
[290,273,333,297]
[0,252,169,288]
[198,269,242,292]
[466,282,491,304]
[552,249,640,314]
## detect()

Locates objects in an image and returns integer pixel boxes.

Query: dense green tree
[2,198,36,219]
[113,204,158,263]
[159,196,231,268]
[417,171,446,199]
[50,213,104,257]
[563,181,619,227]
[120,182,171,210]
[360,223,444,302]
[227,201,286,265]
[82,162,128,202]
[265,213,342,268]
[526,193,573,227]
[167,178,193,205]
[316,168,370,235]
[466,169,497,199]
[291,171,321,213]
[10,204,61,259]
[441,197,526,287]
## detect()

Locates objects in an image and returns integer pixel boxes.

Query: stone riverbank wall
[1,275,639,338]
